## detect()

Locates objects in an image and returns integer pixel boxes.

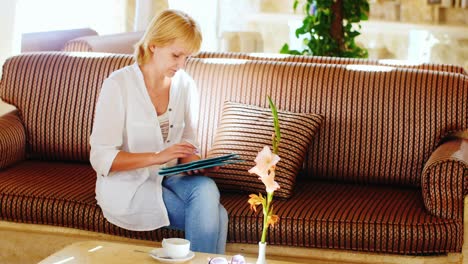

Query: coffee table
[38,240,304,264]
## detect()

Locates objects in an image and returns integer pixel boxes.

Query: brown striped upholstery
[196,51,468,75]
[207,101,324,198]
[0,110,26,169]
[0,52,133,162]
[62,40,93,52]
[0,52,467,255]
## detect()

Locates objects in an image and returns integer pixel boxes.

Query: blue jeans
[162,175,228,254]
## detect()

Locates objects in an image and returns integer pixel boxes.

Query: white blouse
[89,63,200,231]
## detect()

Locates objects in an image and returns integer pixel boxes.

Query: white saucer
[149,248,195,263]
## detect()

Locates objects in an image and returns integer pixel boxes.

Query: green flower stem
[261,192,274,243]
[260,96,280,243]
[267,96,281,155]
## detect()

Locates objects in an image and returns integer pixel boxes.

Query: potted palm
[281,0,369,58]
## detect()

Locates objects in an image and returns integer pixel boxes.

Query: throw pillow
[207,101,324,198]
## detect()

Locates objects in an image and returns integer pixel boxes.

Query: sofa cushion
[0,162,461,254]
[187,58,468,187]
[220,181,462,254]
[0,111,25,169]
[0,53,134,162]
[207,101,323,198]
[0,161,183,240]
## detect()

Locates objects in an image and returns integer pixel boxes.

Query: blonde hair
[134,9,203,65]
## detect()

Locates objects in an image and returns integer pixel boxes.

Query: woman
[90,9,228,254]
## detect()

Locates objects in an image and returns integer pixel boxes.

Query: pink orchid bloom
[248,146,280,178]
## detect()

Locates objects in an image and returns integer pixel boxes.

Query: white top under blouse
[158,110,169,141]
[89,63,200,231]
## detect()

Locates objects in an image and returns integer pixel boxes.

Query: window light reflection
[88,245,103,252]
[68,52,115,58]
[378,59,423,66]
[248,53,291,59]
[201,58,249,65]
[346,64,395,72]
[52,256,75,264]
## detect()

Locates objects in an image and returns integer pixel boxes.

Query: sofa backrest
[186,58,467,187]
[0,52,133,162]
[0,53,466,187]
[197,51,468,75]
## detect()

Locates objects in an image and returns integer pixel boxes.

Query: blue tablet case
[158,153,244,176]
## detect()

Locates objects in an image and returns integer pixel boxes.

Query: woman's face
[150,38,193,77]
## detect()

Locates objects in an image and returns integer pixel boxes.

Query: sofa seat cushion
[0,161,462,254]
[0,161,183,240]
[220,180,462,255]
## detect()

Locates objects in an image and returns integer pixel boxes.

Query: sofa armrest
[62,31,143,54]
[0,110,26,169]
[21,28,98,52]
[422,137,468,219]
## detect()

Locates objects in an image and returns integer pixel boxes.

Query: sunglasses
[208,254,246,264]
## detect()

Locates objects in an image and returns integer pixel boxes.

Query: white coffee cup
[162,238,190,259]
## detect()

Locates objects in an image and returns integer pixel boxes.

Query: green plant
[280,0,369,58]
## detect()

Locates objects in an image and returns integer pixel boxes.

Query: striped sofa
[196,51,468,75]
[59,31,467,75]
[0,52,467,263]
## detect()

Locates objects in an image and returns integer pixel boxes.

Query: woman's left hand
[186,166,220,176]
[179,154,221,175]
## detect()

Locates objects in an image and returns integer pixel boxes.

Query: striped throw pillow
[207,101,324,198]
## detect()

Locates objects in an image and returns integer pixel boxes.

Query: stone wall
[371,0,468,25]
[218,0,467,70]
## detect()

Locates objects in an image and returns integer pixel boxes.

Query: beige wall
[0,100,15,116]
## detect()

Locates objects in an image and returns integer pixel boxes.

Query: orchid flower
[248,193,264,212]
[260,168,280,193]
[267,213,279,227]
[246,96,282,244]
[249,148,280,193]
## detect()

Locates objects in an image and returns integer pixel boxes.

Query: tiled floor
[0,100,15,115]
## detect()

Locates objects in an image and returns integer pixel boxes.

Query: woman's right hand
[154,142,197,164]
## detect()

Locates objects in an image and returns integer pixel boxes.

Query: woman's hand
[179,155,221,176]
[155,142,197,164]
[179,154,200,175]
[186,166,220,176]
